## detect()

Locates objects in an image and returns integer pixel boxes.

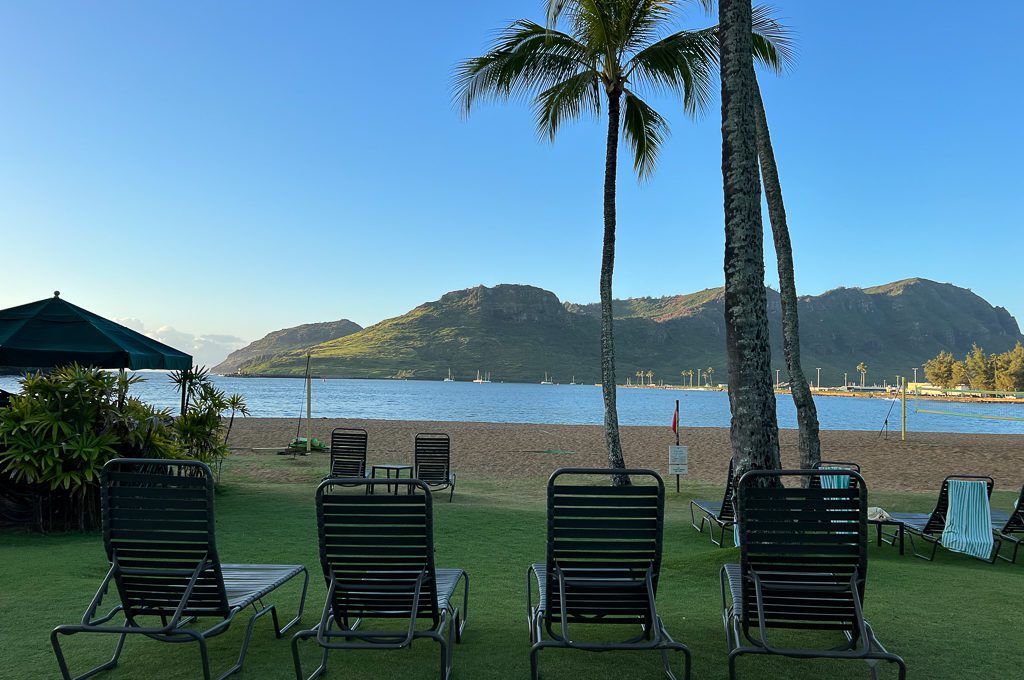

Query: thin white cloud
[115,319,245,368]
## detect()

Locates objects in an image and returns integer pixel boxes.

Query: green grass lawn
[1,454,1019,679]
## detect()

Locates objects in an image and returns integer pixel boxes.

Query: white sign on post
[668,445,689,475]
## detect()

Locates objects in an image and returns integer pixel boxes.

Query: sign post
[669,400,687,492]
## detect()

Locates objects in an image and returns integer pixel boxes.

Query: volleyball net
[912,386,1024,422]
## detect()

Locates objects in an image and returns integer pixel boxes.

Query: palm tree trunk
[752,75,821,475]
[719,0,780,484]
[602,89,629,485]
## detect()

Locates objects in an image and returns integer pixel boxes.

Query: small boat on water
[443,368,454,382]
[473,370,492,384]
[541,372,553,385]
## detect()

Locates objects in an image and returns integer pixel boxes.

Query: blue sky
[1,1,1021,365]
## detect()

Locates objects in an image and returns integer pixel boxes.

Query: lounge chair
[888,475,1002,562]
[721,469,905,680]
[51,458,309,680]
[993,484,1024,564]
[415,433,456,502]
[810,460,861,488]
[527,468,691,680]
[689,458,736,546]
[291,478,469,680]
[328,428,367,480]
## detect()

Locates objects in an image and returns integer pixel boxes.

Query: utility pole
[844,372,848,388]
[775,369,780,387]
[912,367,918,384]
[815,367,822,389]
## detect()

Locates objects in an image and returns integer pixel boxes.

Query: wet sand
[226,418,1024,492]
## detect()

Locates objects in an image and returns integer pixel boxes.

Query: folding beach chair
[415,433,456,502]
[994,484,1024,564]
[888,475,1001,562]
[51,459,309,680]
[328,428,367,480]
[527,468,691,680]
[291,478,469,680]
[721,469,905,680]
[689,458,736,546]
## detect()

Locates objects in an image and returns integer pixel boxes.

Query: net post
[901,377,907,441]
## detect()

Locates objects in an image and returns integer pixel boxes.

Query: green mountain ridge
[216,278,1023,385]
[213,318,362,374]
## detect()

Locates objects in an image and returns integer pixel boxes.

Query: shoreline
[227,417,1024,493]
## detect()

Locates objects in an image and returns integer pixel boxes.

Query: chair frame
[414,432,456,502]
[527,468,691,680]
[291,478,469,680]
[721,469,905,680]
[689,459,736,547]
[50,458,308,680]
[328,428,368,483]
[994,484,1024,564]
[889,475,1001,562]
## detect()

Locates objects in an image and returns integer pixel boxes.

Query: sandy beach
[227,418,1024,492]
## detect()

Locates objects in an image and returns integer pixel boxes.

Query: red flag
[671,401,679,434]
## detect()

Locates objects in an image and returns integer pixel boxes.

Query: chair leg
[529,642,542,680]
[291,628,329,680]
[51,627,128,680]
[659,643,692,680]
[273,568,310,637]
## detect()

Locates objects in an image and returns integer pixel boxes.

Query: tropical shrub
[169,366,247,479]
[0,365,177,531]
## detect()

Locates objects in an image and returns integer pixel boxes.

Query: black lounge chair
[415,432,456,502]
[810,460,861,486]
[993,484,1024,564]
[527,468,691,680]
[328,428,367,480]
[689,458,736,546]
[888,475,1001,562]
[51,458,309,680]
[721,469,905,680]
[291,478,469,680]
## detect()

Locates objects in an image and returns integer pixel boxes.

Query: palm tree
[223,393,250,446]
[750,34,820,473]
[705,366,714,387]
[646,369,655,385]
[857,362,868,388]
[636,370,645,386]
[456,2,724,481]
[719,0,781,480]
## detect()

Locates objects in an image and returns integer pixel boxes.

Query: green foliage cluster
[0,364,250,531]
[0,365,176,495]
[923,342,1024,391]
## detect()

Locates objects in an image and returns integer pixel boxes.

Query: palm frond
[453,19,592,115]
[625,28,717,116]
[621,88,669,179]
[535,71,602,141]
[751,5,796,73]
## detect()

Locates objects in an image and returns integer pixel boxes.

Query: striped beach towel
[820,466,851,490]
[942,479,994,560]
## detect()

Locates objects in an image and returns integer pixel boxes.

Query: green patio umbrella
[0,292,192,370]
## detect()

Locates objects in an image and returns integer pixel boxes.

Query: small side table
[869,519,905,555]
[370,464,413,495]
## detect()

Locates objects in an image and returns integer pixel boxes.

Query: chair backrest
[316,478,440,626]
[736,469,867,636]
[414,433,450,485]
[923,475,994,535]
[102,459,229,620]
[809,461,862,489]
[330,428,367,477]
[719,458,736,522]
[544,468,664,628]
[1000,484,1024,534]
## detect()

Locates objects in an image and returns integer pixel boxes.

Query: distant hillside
[213,319,362,374]
[229,279,1023,385]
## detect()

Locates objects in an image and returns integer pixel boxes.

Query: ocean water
[2,373,1022,435]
